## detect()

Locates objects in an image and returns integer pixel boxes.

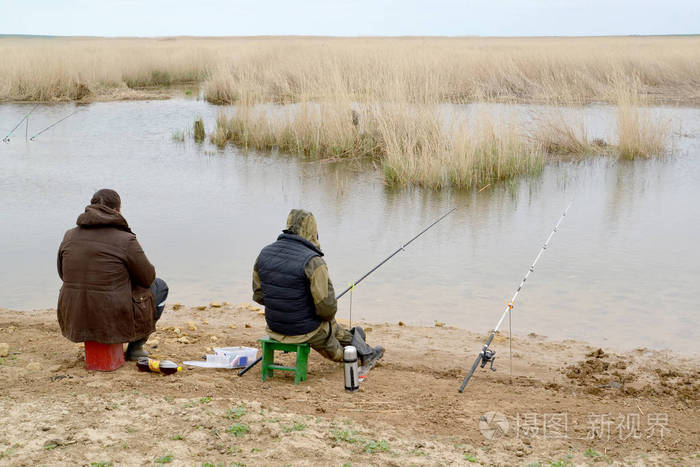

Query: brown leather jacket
[57,204,156,344]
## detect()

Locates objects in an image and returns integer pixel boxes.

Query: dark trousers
[150,277,169,321]
[130,278,168,345]
[304,320,354,362]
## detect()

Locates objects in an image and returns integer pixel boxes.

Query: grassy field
[1,36,698,104]
[1,35,681,188]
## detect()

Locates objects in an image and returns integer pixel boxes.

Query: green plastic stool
[258,337,310,385]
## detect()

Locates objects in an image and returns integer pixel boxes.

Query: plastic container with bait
[136,357,182,375]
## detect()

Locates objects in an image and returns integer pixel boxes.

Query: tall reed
[213,102,545,189]
[616,84,671,159]
[1,36,698,104]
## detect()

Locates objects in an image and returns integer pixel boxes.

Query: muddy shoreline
[1,304,698,466]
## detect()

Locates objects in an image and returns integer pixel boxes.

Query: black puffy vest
[256,233,323,335]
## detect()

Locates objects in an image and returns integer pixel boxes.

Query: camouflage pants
[305,320,353,362]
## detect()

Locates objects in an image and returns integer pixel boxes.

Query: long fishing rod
[3,104,39,142]
[29,110,80,141]
[239,207,457,376]
[336,207,457,300]
[458,201,573,393]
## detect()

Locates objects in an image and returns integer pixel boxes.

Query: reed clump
[194,118,206,143]
[213,102,546,189]
[212,103,382,159]
[533,115,600,156]
[615,84,671,159]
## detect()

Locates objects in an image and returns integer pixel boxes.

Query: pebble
[49,364,62,373]
[209,302,222,308]
[26,362,41,371]
[210,336,218,342]
[244,323,251,328]
[196,305,207,311]
[228,324,237,329]
[187,322,197,331]
[398,321,405,327]
[173,327,182,336]
[171,303,183,311]
[177,337,191,344]
[434,321,445,327]
[0,342,9,357]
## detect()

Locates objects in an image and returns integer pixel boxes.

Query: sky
[0,0,697,37]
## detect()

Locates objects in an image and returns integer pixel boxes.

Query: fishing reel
[480,347,497,371]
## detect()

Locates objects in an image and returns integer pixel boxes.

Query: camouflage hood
[284,209,321,250]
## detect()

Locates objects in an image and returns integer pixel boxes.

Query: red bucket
[84,341,125,371]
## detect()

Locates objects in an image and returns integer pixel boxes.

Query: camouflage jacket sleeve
[305,256,337,321]
[252,258,265,306]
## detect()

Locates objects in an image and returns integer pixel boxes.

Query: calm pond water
[1,98,698,354]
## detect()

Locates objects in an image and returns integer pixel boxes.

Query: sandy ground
[0,304,698,466]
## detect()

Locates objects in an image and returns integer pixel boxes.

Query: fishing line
[509,304,512,384]
[3,104,39,143]
[29,109,80,141]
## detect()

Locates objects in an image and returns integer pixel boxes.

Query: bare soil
[0,304,698,466]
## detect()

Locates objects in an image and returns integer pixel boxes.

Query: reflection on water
[1,99,698,354]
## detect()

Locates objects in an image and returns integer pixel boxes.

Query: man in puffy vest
[57,188,168,361]
[252,209,383,369]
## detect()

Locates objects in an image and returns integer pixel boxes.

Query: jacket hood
[283,209,321,250]
[76,204,132,232]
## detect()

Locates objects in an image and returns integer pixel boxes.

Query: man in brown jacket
[57,189,168,360]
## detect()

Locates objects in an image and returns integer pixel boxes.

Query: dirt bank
[0,304,698,466]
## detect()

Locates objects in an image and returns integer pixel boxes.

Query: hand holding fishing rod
[458,201,573,393]
[239,207,457,377]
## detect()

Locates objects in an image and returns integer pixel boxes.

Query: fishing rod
[336,207,457,300]
[29,109,80,141]
[458,201,573,393]
[3,104,39,142]
[239,207,457,376]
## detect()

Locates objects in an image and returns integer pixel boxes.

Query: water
[1,99,699,354]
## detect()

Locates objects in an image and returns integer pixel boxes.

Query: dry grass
[1,36,699,104]
[0,36,678,187]
[212,102,545,189]
[616,84,672,159]
[533,114,592,156]
[0,37,212,101]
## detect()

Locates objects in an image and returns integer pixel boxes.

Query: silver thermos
[343,345,359,392]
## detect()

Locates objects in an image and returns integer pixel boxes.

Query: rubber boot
[351,326,366,341]
[350,329,383,367]
[125,338,149,361]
